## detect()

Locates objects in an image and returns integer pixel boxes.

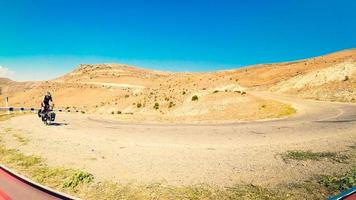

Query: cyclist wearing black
[41,92,53,113]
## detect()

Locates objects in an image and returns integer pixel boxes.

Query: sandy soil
[1,93,355,187]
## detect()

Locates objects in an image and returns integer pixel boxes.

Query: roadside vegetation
[319,168,356,192]
[0,132,354,200]
[282,150,349,163]
[12,133,29,145]
[277,104,296,117]
[0,112,29,121]
[0,138,94,195]
[254,100,296,119]
[0,114,95,194]
[191,95,199,101]
[283,150,336,161]
[63,171,94,188]
[153,102,159,110]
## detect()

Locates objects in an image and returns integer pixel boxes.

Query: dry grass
[282,151,336,161]
[0,112,31,121]
[277,104,297,117]
[282,150,350,163]
[0,142,94,195]
[12,133,29,145]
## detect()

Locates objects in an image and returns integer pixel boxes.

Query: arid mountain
[0,49,354,122]
[269,50,355,102]
[0,78,38,101]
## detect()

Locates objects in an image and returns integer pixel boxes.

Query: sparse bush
[191,95,198,101]
[63,171,94,188]
[81,111,85,114]
[213,90,219,93]
[168,101,175,108]
[182,91,186,95]
[241,91,246,95]
[137,103,142,108]
[319,168,356,192]
[153,103,159,110]
[125,95,129,98]
[117,111,122,114]
[282,150,337,161]
[111,111,115,115]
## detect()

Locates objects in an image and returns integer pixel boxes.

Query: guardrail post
[5,97,9,115]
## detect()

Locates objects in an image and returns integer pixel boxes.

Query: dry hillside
[0,49,354,122]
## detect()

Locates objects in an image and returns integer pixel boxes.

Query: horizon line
[1,47,354,82]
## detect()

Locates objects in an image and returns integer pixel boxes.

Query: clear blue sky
[0,0,355,80]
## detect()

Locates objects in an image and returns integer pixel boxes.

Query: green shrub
[191,95,198,101]
[282,150,337,161]
[153,103,159,110]
[169,101,175,108]
[319,168,356,191]
[63,171,94,188]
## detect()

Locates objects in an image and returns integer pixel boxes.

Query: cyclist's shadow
[48,122,68,126]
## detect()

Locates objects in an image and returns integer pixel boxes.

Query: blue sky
[0,0,355,81]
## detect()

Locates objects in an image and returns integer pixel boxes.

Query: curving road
[1,92,355,189]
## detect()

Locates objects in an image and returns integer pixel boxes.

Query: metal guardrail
[0,107,85,113]
[0,107,36,112]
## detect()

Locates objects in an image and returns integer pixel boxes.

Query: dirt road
[1,93,355,187]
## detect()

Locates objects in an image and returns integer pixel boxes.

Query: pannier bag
[50,112,56,121]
